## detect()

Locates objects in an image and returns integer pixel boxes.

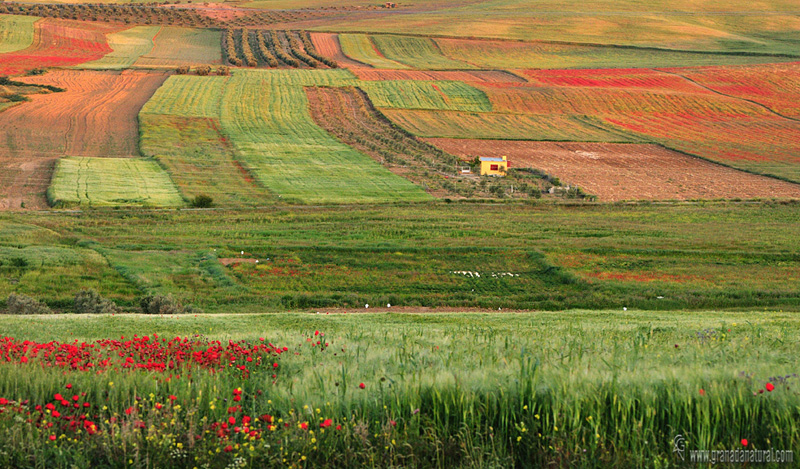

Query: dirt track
[426,139,800,201]
[0,70,168,210]
[351,68,527,83]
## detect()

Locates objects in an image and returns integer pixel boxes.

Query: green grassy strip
[338,33,409,69]
[0,15,38,54]
[80,26,161,70]
[47,157,184,208]
[372,34,476,70]
[359,80,492,112]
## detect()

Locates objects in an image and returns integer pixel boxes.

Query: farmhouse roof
[479,156,505,162]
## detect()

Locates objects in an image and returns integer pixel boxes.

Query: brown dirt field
[309,32,367,68]
[424,139,800,201]
[351,69,528,83]
[0,69,168,210]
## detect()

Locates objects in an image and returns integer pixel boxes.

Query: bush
[6,293,53,315]
[217,65,230,76]
[191,194,213,208]
[140,294,201,315]
[73,289,118,314]
[195,65,212,76]
[175,65,190,75]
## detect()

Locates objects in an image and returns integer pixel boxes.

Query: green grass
[139,114,274,206]
[0,311,797,467]
[338,33,409,69]
[142,70,431,204]
[371,34,476,70]
[0,15,38,54]
[80,26,161,70]
[434,36,800,70]
[359,80,492,112]
[47,157,184,208]
[133,27,222,68]
[2,203,800,313]
[382,109,637,141]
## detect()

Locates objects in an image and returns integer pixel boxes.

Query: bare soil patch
[0,70,168,210]
[425,139,800,201]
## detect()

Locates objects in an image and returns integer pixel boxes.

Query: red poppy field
[0,311,796,468]
[0,19,119,76]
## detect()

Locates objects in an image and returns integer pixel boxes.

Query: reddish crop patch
[425,139,800,201]
[584,271,699,283]
[522,68,708,93]
[0,19,119,76]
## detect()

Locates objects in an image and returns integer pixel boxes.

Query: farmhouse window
[490,164,499,170]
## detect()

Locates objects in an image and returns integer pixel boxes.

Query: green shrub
[139,294,201,315]
[73,289,118,314]
[5,294,53,315]
[191,194,214,208]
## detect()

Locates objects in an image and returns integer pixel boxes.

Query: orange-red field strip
[425,139,800,201]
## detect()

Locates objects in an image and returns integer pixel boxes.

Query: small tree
[73,289,118,314]
[217,65,230,76]
[191,194,213,208]
[175,65,190,75]
[195,65,212,76]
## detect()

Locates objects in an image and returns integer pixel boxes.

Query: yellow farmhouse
[480,156,507,176]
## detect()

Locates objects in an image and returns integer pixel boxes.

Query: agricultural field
[1,1,800,466]
[0,310,797,467]
[132,27,221,68]
[141,70,430,204]
[338,34,409,69]
[0,19,119,76]
[2,203,800,312]
[370,35,475,70]
[0,15,38,54]
[0,70,167,210]
[47,157,184,207]
[427,139,800,201]
[383,109,636,141]
[80,25,159,70]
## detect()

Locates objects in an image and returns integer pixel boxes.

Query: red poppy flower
[49,435,56,441]
[300,422,308,430]
[335,425,342,431]
[229,416,236,425]
[224,445,233,453]
[699,389,705,396]
[766,383,775,392]
[320,419,333,428]
[359,383,366,389]
[741,439,748,446]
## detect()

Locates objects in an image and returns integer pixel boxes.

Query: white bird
[623,307,627,311]
[365,304,369,309]
[241,251,244,255]
[387,303,391,308]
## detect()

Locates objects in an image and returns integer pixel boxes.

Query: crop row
[223,30,337,69]
[0,4,367,29]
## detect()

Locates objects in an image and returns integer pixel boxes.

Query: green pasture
[371,35,475,70]
[141,70,430,204]
[338,34,409,69]
[133,27,222,68]
[2,203,800,313]
[434,37,800,70]
[80,26,160,70]
[0,15,37,54]
[0,310,797,467]
[47,157,184,208]
[360,79,491,112]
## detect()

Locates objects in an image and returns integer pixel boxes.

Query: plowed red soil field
[0,70,168,210]
[425,139,800,201]
[351,69,527,83]
[0,19,119,76]
[309,32,367,68]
